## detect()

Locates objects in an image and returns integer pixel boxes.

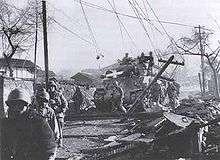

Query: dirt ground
[56,119,126,159]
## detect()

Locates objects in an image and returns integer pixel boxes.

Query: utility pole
[42,0,49,91]
[33,0,38,93]
[0,76,5,118]
[195,25,205,96]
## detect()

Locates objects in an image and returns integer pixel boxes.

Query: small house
[0,58,39,80]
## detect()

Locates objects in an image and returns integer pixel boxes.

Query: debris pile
[175,98,220,121]
[65,55,220,159]
[75,97,220,160]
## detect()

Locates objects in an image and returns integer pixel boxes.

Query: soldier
[149,80,163,106]
[137,52,147,69]
[35,88,60,144]
[121,53,133,65]
[71,86,83,114]
[1,88,57,160]
[48,81,68,147]
[93,86,108,113]
[110,81,127,113]
[160,80,166,104]
[166,81,179,109]
[147,51,154,76]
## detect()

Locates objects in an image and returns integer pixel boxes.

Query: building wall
[0,67,34,79]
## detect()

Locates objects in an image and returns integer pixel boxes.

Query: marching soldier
[71,86,83,114]
[48,81,68,147]
[35,88,60,144]
[1,88,57,160]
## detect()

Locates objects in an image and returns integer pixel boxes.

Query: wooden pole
[0,76,5,118]
[33,0,38,93]
[198,25,205,95]
[0,76,3,160]
[42,0,49,91]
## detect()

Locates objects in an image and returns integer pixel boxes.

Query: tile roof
[0,58,39,69]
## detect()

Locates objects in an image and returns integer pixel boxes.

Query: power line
[47,3,109,57]
[73,0,195,28]
[139,0,163,57]
[128,0,163,60]
[51,18,94,46]
[47,1,82,29]
[128,0,156,50]
[112,0,125,52]
[79,0,102,57]
[131,0,162,35]
[107,0,138,50]
[145,0,184,62]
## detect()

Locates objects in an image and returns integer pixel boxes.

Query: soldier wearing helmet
[1,88,57,160]
[109,81,127,113]
[149,80,163,106]
[35,88,60,146]
[48,81,68,147]
[166,81,179,109]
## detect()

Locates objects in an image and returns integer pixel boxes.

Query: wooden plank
[131,117,165,131]
[133,138,154,144]
[117,133,142,142]
[163,112,195,128]
[81,141,122,154]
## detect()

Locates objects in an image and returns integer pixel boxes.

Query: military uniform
[110,83,126,113]
[71,86,83,114]
[35,88,60,142]
[1,109,57,160]
[166,82,179,109]
[150,82,162,104]
[49,90,68,146]
[37,104,60,142]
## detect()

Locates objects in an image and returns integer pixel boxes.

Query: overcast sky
[10,0,220,76]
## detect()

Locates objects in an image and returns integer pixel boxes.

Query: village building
[0,58,39,80]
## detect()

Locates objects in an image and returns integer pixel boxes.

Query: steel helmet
[49,81,57,89]
[36,88,50,102]
[49,77,57,83]
[5,88,31,106]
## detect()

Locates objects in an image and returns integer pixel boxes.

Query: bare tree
[0,0,43,76]
[167,29,220,98]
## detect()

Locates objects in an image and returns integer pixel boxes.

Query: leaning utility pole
[195,25,205,96]
[42,0,49,91]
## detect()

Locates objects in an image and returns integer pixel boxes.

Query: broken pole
[127,55,174,114]
[42,0,49,91]
[158,58,184,66]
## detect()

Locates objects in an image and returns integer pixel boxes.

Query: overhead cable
[73,0,195,28]
[107,0,138,50]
